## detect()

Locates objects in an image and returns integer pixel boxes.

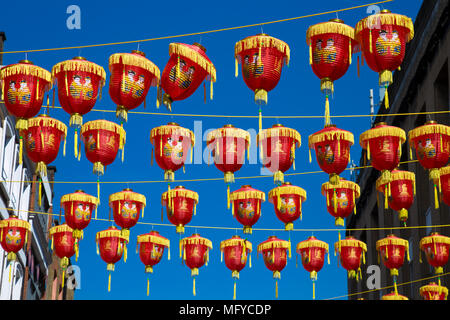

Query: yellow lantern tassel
[275,280,278,299]
[434,184,439,209]
[291,144,295,170]
[235,57,238,78]
[61,269,65,289]
[348,40,352,65]
[440,135,443,152]
[309,148,312,163]
[193,204,196,216]
[309,43,312,65]
[369,30,373,54]
[1,79,4,101]
[258,109,262,136]
[38,178,42,207]
[333,189,337,213]
[63,136,66,157]
[9,264,12,283]
[233,280,237,300]
[51,236,54,251]
[147,278,150,296]
[367,142,370,160]
[288,238,292,259]
[176,56,181,79]
[97,179,101,210]
[384,85,389,109]
[190,146,193,164]
[167,245,170,260]
[159,137,162,158]
[122,141,125,163]
[249,254,252,268]
[193,277,196,296]
[409,146,413,160]
[312,281,315,300]
[353,190,356,214]
[74,129,78,159]
[19,137,23,165]
[108,272,111,292]
[227,185,230,210]
[384,185,388,209]
[210,80,213,101]
[65,72,69,96]
[326,190,330,207]
[324,95,330,126]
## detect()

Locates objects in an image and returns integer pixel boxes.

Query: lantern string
[1,0,394,55]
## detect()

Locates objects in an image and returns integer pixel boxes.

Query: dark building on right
[347,0,450,300]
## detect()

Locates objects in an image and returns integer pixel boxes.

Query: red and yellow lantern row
[419,232,450,277]
[150,122,195,182]
[0,60,52,131]
[109,50,160,122]
[24,114,67,176]
[359,122,406,184]
[309,124,354,185]
[161,185,198,234]
[381,292,409,300]
[234,33,290,106]
[49,223,76,288]
[440,166,450,207]
[297,236,329,300]
[96,226,128,292]
[355,9,414,109]
[206,124,250,184]
[257,236,290,299]
[61,190,99,257]
[306,19,357,124]
[160,42,216,111]
[80,119,126,176]
[257,124,301,185]
[109,188,146,240]
[51,56,106,128]
[409,121,450,209]
[220,235,252,300]
[228,185,265,234]
[137,230,170,296]
[180,233,212,296]
[335,236,367,281]
[268,182,307,230]
[420,282,448,300]
[376,169,415,223]
[0,215,31,263]
[321,179,360,226]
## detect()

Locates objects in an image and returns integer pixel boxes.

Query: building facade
[0,33,74,300]
[347,0,450,300]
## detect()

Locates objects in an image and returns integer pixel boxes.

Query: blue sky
[1,0,423,300]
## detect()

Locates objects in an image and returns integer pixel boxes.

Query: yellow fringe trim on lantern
[306,21,355,45]
[355,12,414,43]
[28,116,67,137]
[169,43,216,82]
[108,53,160,84]
[235,34,290,65]
[161,188,199,205]
[81,120,126,149]
[96,230,128,244]
[137,234,170,248]
[0,219,31,231]
[334,239,367,254]
[150,125,195,146]
[376,238,409,254]
[180,236,213,249]
[109,191,146,207]
[375,170,415,191]
[268,185,307,204]
[321,180,360,198]
[257,126,301,147]
[419,234,450,250]
[308,128,354,149]
[257,239,289,253]
[419,284,449,299]
[52,59,106,82]
[381,292,409,300]
[220,238,252,252]
[296,239,329,252]
[0,63,52,84]
[61,192,99,207]
[229,190,265,202]
[49,224,73,236]
[359,126,406,148]
[206,127,251,145]
[408,123,450,143]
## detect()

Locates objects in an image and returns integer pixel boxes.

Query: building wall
[347,0,450,300]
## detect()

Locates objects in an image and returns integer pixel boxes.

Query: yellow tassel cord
[193,277,196,296]
[324,95,330,126]
[258,108,262,136]
[348,40,352,65]
[309,43,313,65]
[384,84,389,109]
[434,183,439,209]
[74,129,78,159]
[353,190,356,214]
[227,185,230,210]
[333,188,337,214]
[369,29,373,54]
[233,280,237,300]
[309,148,312,163]
[147,278,150,296]
[291,144,296,170]
[38,178,42,207]
[19,136,23,165]
[108,272,112,292]
[235,57,238,78]
[275,280,278,299]
[366,141,370,160]
[312,280,315,300]
[210,80,213,101]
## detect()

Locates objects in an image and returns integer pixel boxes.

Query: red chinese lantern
[61,190,99,257]
[206,124,250,184]
[228,185,265,234]
[136,230,170,296]
[334,236,367,281]
[309,124,354,185]
[419,232,450,278]
[306,19,357,124]
[321,179,360,226]
[440,166,450,207]
[257,124,301,184]
[49,223,76,288]
[150,122,195,182]
[296,236,329,299]
[161,185,198,234]
[381,292,409,300]
[0,214,31,281]
[420,282,448,300]
[179,233,212,296]
[109,188,146,240]
[0,60,52,131]
[360,122,406,184]
[220,235,252,300]
[51,57,106,157]
[355,9,414,109]
[268,182,307,230]
[376,234,409,294]
[159,43,216,111]
[108,50,160,122]
[257,236,290,299]
[96,226,128,292]
[376,169,415,223]
[409,121,450,209]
